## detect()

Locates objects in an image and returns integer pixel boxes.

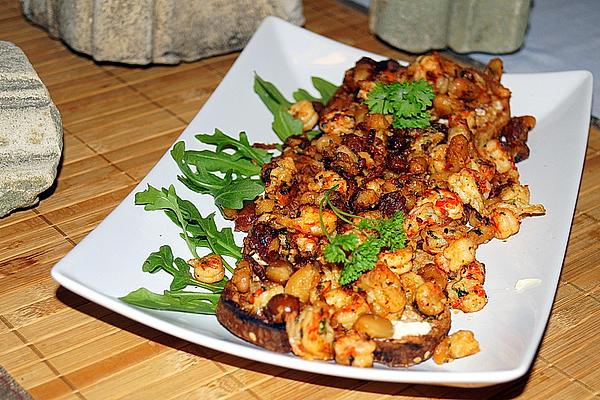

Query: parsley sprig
[319,187,407,285]
[365,80,434,129]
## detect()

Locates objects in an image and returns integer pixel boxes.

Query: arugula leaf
[255,74,338,141]
[272,108,303,141]
[365,80,434,129]
[135,184,242,273]
[293,88,320,103]
[211,172,265,209]
[171,142,265,209]
[120,288,220,314]
[306,130,322,140]
[158,195,242,271]
[184,150,261,177]
[293,77,338,105]
[135,185,200,258]
[253,73,293,114]
[195,129,272,165]
[311,76,338,104]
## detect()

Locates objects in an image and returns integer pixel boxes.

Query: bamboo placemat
[1,0,599,398]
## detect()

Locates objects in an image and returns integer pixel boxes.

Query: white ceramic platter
[51,17,593,387]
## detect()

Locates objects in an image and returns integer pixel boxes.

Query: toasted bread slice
[373,309,451,367]
[216,282,451,366]
[216,282,291,353]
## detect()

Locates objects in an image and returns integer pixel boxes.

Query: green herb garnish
[254,73,338,141]
[134,184,241,272]
[319,187,407,285]
[293,77,338,105]
[365,80,434,129]
[171,129,273,210]
[120,288,220,314]
[122,184,244,313]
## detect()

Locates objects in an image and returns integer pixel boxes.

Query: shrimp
[265,157,297,205]
[435,237,477,274]
[188,254,224,284]
[324,288,371,330]
[497,184,546,216]
[404,190,464,238]
[447,169,485,214]
[433,330,480,364]
[308,170,348,194]
[286,302,335,360]
[489,206,521,239]
[482,139,514,174]
[448,261,487,312]
[486,184,545,239]
[429,144,448,173]
[334,331,376,367]
[357,265,406,318]
[415,281,446,316]
[376,247,413,276]
[320,111,355,136]
[289,100,318,132]
[277,206,337,237]
[399,272,425,301]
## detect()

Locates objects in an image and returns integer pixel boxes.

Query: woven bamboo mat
[1,0,599,398]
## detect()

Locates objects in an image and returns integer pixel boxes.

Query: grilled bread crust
[216,282,451,366]
[216,284,291,353]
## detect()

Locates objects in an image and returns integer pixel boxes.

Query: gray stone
[0,41,63,218]
[369,0,531,54]
[21,0,305,65]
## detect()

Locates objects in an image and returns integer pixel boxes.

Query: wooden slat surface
[1,0,599,398]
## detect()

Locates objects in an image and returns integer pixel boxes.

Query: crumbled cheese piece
[514,278,542,292]
[251,252,268,266]
[391,320,431,339]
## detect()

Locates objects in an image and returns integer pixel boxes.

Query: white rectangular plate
[51,17,593,387]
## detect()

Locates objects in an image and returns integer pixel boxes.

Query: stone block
[369,0,531,54]
[0,41,63,218]
[21,0,305,65]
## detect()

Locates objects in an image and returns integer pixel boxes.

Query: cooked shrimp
[448,261,487,312]
[415,281,446,316]
[286,302,335,360]
[435,237,477,273]
[376,247,413,276]
[482,139,514,174]
[277,206,337,237]
[489,206,520,239]
[334,331,376,367]
[433,330,480,364]
[405,190,464,238]
[357,265,406,318]
[308,170,348,193]
[324,288,371,330]
[497,184,546,216]
[289,100,318,132]
[320,111,355,135]
[447,169,485,214]
[188,254,224,283]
